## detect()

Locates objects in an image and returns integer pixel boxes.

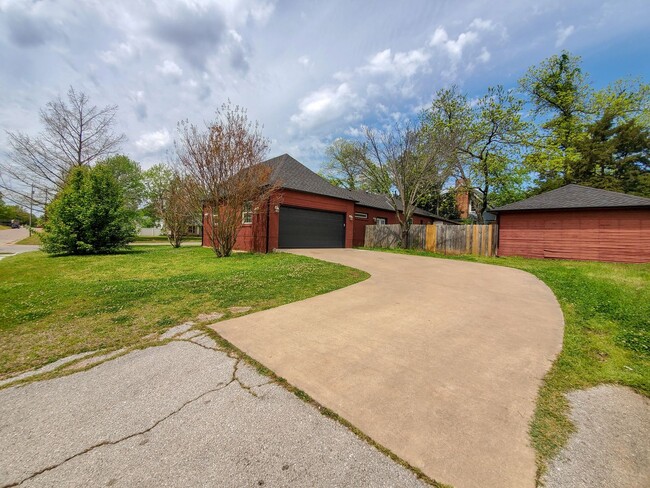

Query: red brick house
[202,154,448,251]
[492,184,650,263]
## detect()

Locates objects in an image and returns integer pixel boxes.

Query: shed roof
[492,184,650,213]
[264,154,357,201]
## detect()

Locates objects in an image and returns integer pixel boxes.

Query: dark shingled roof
[348,189,431,216]
[348,189,457,223]
[264,154,356,201]
[492,184,650,212]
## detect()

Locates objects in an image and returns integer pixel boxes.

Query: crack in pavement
[3,357,243,488]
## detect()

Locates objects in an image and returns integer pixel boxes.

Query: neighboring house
[202,154,449,251]
[454,181,496,223]
[492,184,650,263]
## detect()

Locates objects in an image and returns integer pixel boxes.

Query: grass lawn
[14,232,42,245]
[131,235,201,242]
[0,224,10,230]
[0,247,368,379]
[365,247,649,480]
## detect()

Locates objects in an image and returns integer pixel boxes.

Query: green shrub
[41,166,136,254]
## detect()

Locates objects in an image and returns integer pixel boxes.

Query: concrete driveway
[212,249,565,488]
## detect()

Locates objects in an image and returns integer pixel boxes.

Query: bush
[41,166,136,254]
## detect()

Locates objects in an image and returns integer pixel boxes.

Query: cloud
[298,55,312,67]
[100,42,137,65]
[361,48,430,77]
[430,27,478,60]
[156,59,183,77]
[148,2,227,70]
[478,47,491,63]
[135,129,171,153]
[469,18,495,31]
[556,24,575,47]
[290,83,361,130]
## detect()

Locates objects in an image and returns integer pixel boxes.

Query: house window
[354,212,368,219]
[375,217,387,225]
[242,202,253,224]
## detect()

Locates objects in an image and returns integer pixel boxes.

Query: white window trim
[354,212,368,219]
[375,217,387,225]
[242,202,253,225]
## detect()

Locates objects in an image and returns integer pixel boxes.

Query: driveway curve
[212,249,564,488]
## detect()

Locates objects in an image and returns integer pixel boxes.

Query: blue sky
[1,0,649,172]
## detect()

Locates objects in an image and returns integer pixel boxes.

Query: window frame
[375,217,387,225]
[354,212,368,220]
[242,202,253,225]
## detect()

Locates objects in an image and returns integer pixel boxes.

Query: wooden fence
[365,223,498,257]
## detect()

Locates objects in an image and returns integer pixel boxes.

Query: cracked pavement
[0,340,427,487]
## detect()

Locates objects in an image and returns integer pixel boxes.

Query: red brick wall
[352,205,436,247]
[497,208,650,263]
[203,189,355,252]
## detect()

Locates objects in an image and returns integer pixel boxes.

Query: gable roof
[264,154,356,201]
[492,184,650,213]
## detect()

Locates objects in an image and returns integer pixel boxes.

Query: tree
[40,165,136,254]
[519,51,589,188]
[361,122,452,247]
[97,155,144,217]
[1,87,125,211]
[423,85,530,223]
[320,139,374,191]
[520,52,650,195]
[176,102,275,257]
[143,165,198,248]
[142,163,174,227]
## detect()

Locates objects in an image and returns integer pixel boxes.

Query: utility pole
[29,184,34,236]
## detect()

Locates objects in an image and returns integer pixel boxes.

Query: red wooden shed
[492,184,650,263]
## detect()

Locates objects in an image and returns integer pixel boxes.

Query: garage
[493,184,650,263]
[278,206,346,248]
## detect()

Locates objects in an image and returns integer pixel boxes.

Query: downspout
[265,196,271,254]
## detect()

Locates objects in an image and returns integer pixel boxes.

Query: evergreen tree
[41,165,136,254]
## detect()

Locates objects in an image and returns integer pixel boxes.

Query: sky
[1,0,649,173]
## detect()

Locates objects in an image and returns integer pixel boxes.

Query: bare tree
[1,87,125,211]
[161,173,200,248]
[176,102,275,257]
[362,123,453,247]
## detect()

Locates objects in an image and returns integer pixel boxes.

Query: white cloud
[469,18,495,31]
[361,48,430,77]
[430,27,448,46]
[156,59,183,77]
[135,129,171,153]
[556,24,575,47]
[290,83,361,129]
[478,47,491,63]
[99,42,135,65]
[249,1,275,24]
[298,55,312,67]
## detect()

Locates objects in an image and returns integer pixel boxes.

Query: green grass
[0,224,10,230]
[0,247,368,379]
[364,247,649,480]
[131,235,201,242]
[14,233,42,245]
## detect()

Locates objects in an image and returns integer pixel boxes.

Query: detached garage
[493,184,650,263]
